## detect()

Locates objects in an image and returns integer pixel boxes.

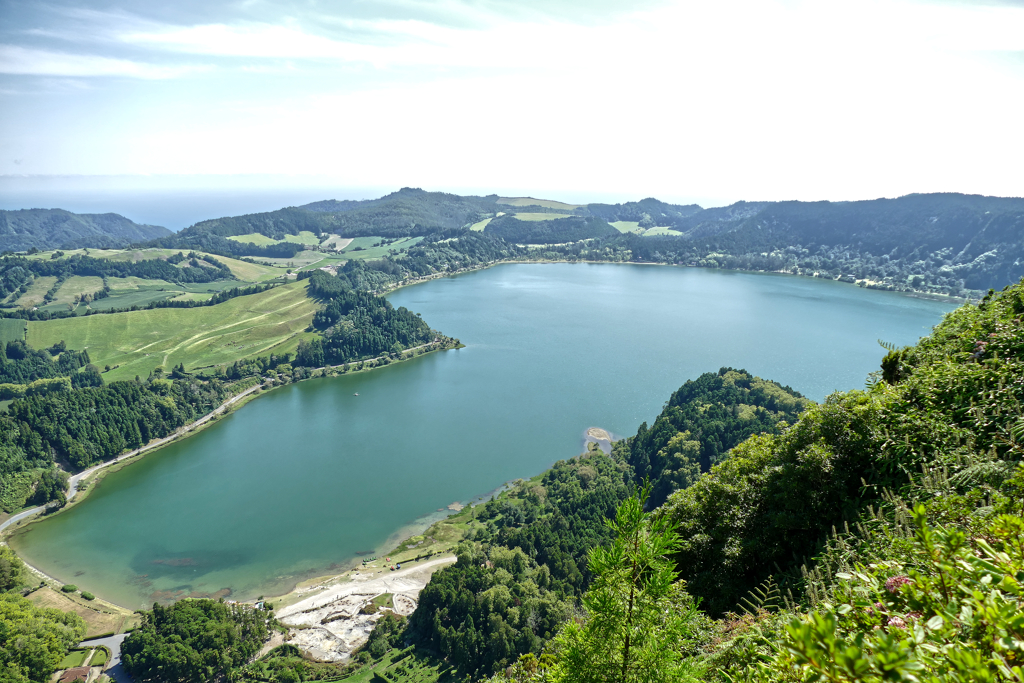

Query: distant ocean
[0,177,390,232]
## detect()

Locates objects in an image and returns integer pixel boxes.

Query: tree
[548,486,704,683]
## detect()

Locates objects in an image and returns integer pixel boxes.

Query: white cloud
[2,0,1022,200]
[0,45,207,79]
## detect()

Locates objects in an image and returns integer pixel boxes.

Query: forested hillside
[0,209,170,252]
[484,215,617,244]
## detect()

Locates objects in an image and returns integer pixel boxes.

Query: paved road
[0,384,261,536]
[79,634,130,683]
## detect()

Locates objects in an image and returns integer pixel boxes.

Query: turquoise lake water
[10,264,957,607]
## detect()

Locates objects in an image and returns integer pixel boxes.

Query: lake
[10,264,957,607]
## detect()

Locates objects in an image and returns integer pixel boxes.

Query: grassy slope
[28,587,137,638]
[14,276,57,308]
[26,281,317,381]
[0,319,26,343]
[339,236,424,261]
[497,197,581,211]
[510,213,573,222]
[227,231,320,247]
[609,221,643,233]
[469,218,492,232]
[23,247,286,282]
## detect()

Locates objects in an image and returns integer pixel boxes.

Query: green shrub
[774,504,1024,683]
[61,584,77,592]
[80,591,94,600]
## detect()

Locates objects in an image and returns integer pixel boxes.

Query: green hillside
[0,209,170,252]
[26,280,316,381]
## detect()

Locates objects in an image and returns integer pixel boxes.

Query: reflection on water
[10,264,956,607]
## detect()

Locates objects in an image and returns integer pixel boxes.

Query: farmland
[227,231,320,247]
[26,280,318,381]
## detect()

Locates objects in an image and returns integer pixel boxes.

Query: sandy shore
[275,555,456,662]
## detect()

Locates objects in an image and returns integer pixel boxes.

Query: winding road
[0,383,262,535]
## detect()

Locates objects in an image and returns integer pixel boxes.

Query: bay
[10,264,956,607]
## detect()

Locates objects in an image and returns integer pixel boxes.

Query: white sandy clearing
[276,555,455,662]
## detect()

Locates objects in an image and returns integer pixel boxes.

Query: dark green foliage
[6,376,229,469]
[295,269,434,366]
[659,277,1024,617]
[584,198,704,228]
[122,599,270,683]
[30,469,67,507]
[543,193,1024,295]
[619,368,811,507]
[485,215,618,244]
[0,547,25,592]
[301,187,499,237]
[0,592,86,683]
[0,209,170,252]
[0,341,96,386]
[404,455,631,678]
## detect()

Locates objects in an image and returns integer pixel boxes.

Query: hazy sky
[1,0,1023,206]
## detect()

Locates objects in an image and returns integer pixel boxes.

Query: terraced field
[27,280,317,381]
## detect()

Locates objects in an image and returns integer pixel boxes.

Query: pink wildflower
[885,575,912,593]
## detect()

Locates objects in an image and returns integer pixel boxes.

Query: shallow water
[10,264,956,607]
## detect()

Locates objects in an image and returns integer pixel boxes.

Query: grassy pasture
[339,236,423,261]
[509,212,573,221]
[643,226,683,236]
[610,221,643,233]
[0,319,26,343]
[28,587,133,638]
[227,231,320,247]
[250,250,327,269]
[27,281,317,381]
[14,276,57,308]
[20,247,288,283]
[498,196,581,211]
[468,218,492,232]
[52,276,105,306]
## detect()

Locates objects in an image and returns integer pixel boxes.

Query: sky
[1,0,1023,210]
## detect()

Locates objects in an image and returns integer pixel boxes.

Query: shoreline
[0,260,958,609]
[0,341,456,608]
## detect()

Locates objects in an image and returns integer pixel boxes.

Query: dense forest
[0,209,170,253]
[483,216,618,244]
[122,600,271,682]
[294,268,437,367]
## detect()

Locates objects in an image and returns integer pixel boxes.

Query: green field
[22,247,288,283]
[498,196,581,210]
[27,281,318,381]
[338,236,424,261]
[609,221,643,233]
[227,231,320,247]
[52,276,105,305]
[58,649,89,669]
[509,212,573,221]
[608,221,682,236]
[0,319,26,343]
[89,648,109,667]
[643,226,683,236]
[14,276,57,308]
[468,218,492,232]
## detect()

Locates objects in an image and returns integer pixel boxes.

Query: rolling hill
[0,209,171,252]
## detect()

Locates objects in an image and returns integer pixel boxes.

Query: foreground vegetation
[5,189,1024,681]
